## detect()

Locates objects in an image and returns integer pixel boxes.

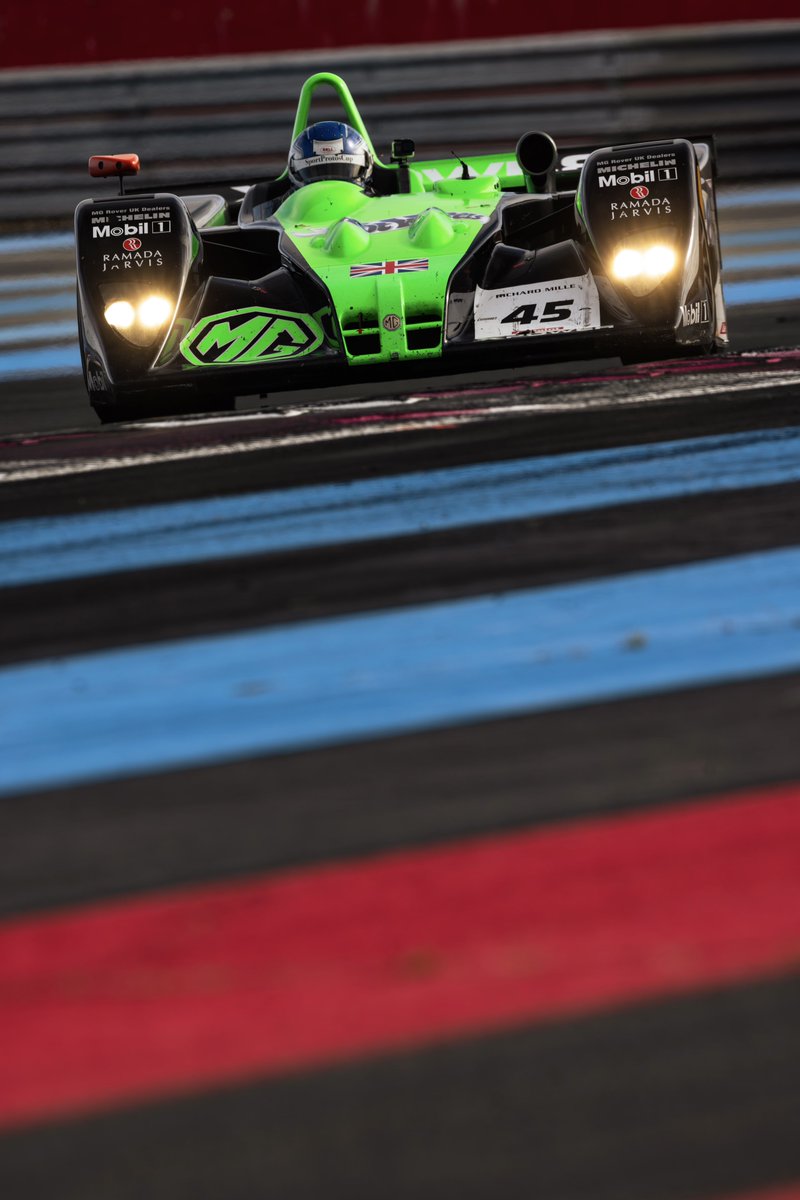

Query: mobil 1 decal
[180,307,324,366]
[91,204,173,239]
[473,274,601,341]
[595,151,679,190]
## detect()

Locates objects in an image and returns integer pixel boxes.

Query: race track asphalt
[1,296,799,1199]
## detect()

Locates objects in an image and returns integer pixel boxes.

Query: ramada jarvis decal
[609,197,672,221]
[474,274,601,341]
[101,249,163,272]
[350,259,429,277]
[180,307,324,366]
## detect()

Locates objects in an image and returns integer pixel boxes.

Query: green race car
[76,70,727,421]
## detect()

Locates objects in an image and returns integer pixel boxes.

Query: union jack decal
[350,259,430,277]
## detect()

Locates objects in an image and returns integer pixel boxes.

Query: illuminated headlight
[642,245,676,277]
[104,295,174,342]
[611,243,677,296]
[138,295,173,329]
[104,299,136,330]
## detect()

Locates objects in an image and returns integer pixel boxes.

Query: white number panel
[474,273,601,340]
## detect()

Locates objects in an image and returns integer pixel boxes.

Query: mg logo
[181,307,323,365]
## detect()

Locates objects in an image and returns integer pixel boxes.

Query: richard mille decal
[180,307,324,366]
[474,274,601,341]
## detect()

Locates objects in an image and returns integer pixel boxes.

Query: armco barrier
[1,21,799,224]
[3,1,799,69]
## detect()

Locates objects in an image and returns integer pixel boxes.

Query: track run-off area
[1,177,800,1199]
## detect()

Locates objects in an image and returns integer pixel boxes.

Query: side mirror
[391,139,416,164]
[88,154,141,179]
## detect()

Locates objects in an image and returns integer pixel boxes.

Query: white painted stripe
[4,368,800,485]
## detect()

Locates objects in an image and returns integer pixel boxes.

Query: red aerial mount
[87,154,141,195]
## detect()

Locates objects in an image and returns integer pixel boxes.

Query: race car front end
[74,72,726,421]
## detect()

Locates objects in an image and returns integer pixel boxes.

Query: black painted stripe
[3,669,800,916]
[2,973,797,1200]
[2,477,800,667]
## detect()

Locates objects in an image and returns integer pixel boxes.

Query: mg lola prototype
[76,71,727,421]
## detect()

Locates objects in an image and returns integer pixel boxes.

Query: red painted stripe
[1,784,799,1129]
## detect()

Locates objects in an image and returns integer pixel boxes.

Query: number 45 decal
[501,299,574,325]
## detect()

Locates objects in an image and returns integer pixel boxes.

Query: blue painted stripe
[723,249,800,271]
[2,544,800,796]
[0,321,75,347]
[0,232,73,254]
[717,185,800,208]
[724,277,800,306]
[0,275,74,294]
[722,228,800,248]
[0,346,80,376]
[4,426,800,588]
[0,293,73,317]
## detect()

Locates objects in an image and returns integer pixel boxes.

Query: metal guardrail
[1,20,799,224]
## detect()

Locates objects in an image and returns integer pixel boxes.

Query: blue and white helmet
[288,121,373,188]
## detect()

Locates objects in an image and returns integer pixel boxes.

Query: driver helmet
[288,121,373,188]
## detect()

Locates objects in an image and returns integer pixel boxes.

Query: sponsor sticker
[474,274,601,341]
[609,197,672,221]
[90,206,173,238]
[101,249,163,272]
[122,237,142,252]
[295,153,364,171]
[313,138,344,156]
[681,299,710,325]
[420,160,516,183]
[630,185,649,200]
[180,307,324,366]
[85,365,106,393]
[294,213,488,238]
[596,155,679,188]
[350,259,429,277]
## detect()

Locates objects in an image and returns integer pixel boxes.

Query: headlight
[138,296,173,329]
[610,242,677,296]
[104,295,174,343]
[104,300,136,330]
